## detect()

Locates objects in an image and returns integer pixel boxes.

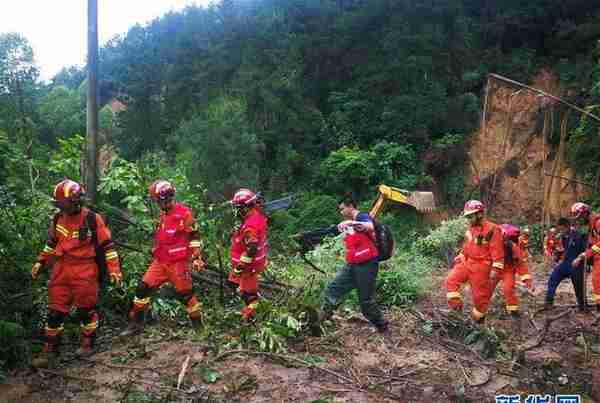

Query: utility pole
[86,0,99,203]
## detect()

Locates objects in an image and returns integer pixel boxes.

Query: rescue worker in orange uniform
[31,179,122,365]
[545,227,558,263]
[490,224,533,317]
[444,200,504,323]
[571,202,600,311]
[518,228,531,261]
[228,188,268,322]
[123,180,205,333]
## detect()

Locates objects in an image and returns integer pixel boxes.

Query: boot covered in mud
[32,340,59,368]
[120,307,146,337]
[32,325,62,368]
[76,335,96,357]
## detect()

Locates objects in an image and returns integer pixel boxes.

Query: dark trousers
[322,259,385,327]
[545,260,585,307]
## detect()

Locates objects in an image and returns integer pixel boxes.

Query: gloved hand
[524,279,534,292]
[31,262,43,280]
[453,254,465,265]
[192,256,206,272]
[110,272,123,287]
[572,253,585,268]
[233,264,246,277]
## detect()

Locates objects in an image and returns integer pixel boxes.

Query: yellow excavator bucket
[370,184,436,218]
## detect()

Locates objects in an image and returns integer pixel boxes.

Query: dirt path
[3,257,600,403]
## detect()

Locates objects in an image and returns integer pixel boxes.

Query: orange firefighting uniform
[518,233,530,261]
[36,208,121,350]
[445,220,504,320]
[490,241,532,313]
[228,207,268,320]
[129,203,203,322]
[545,232,557,258]
[585,213,600,305]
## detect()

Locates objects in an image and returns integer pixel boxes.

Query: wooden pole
[86,0,99,203]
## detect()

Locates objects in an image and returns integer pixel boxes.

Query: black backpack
[373,220,395,261]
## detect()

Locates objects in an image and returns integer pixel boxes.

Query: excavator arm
[369,184,435,219]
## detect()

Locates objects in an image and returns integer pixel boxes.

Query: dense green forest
[2,0,600,378]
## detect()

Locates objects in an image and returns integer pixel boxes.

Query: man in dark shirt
[298,195,388,333]
[544,217,588,312]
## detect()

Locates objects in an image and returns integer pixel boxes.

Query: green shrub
[0,320,29,371]
[414,216,468,266]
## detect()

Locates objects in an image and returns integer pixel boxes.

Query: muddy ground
[2,257,600,403]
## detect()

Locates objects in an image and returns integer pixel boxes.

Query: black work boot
[510,311,521,319]
[376,321,390,334]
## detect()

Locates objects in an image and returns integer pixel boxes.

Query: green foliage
[48,134,84,182]
[317,142,426,197]
[376,252,434,306]
[0,321,29,372]
[414,216,468,263]
[38,86,85,144]
[171,96,261,197]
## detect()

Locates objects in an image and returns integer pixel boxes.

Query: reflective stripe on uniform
[189,241,202,248]
[80,320,98,332]
[506,305,519,312]
[45,325,64,336]
[43,245,55,253]
[55,225,69,237]
[186,302,202,314]
[240,254,253,264]
[592,245,600,254]
[446,292,461,300]
[519,274,532,281]
[492,261,504,269]
[105,251,118,260]
[133,297,151,306]
[355,248,371,256]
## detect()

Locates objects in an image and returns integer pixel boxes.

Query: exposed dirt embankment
[468,70,588,223]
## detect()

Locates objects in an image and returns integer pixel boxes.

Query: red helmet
[500,224,520,241]
[231,188,258,208]
[570,202,591,219]
[53,179,84,203]
[149,180,175,201]
[463,200,485,217]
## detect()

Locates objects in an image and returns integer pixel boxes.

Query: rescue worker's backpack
[51,209,110,285]
[373,220,395,261]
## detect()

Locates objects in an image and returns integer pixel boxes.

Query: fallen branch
[177,355,191,390]
[37,368,98,384]
[82,358,176,372]
[374,364,431,386]
[518,310,570,353]
[454,355,491,387]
